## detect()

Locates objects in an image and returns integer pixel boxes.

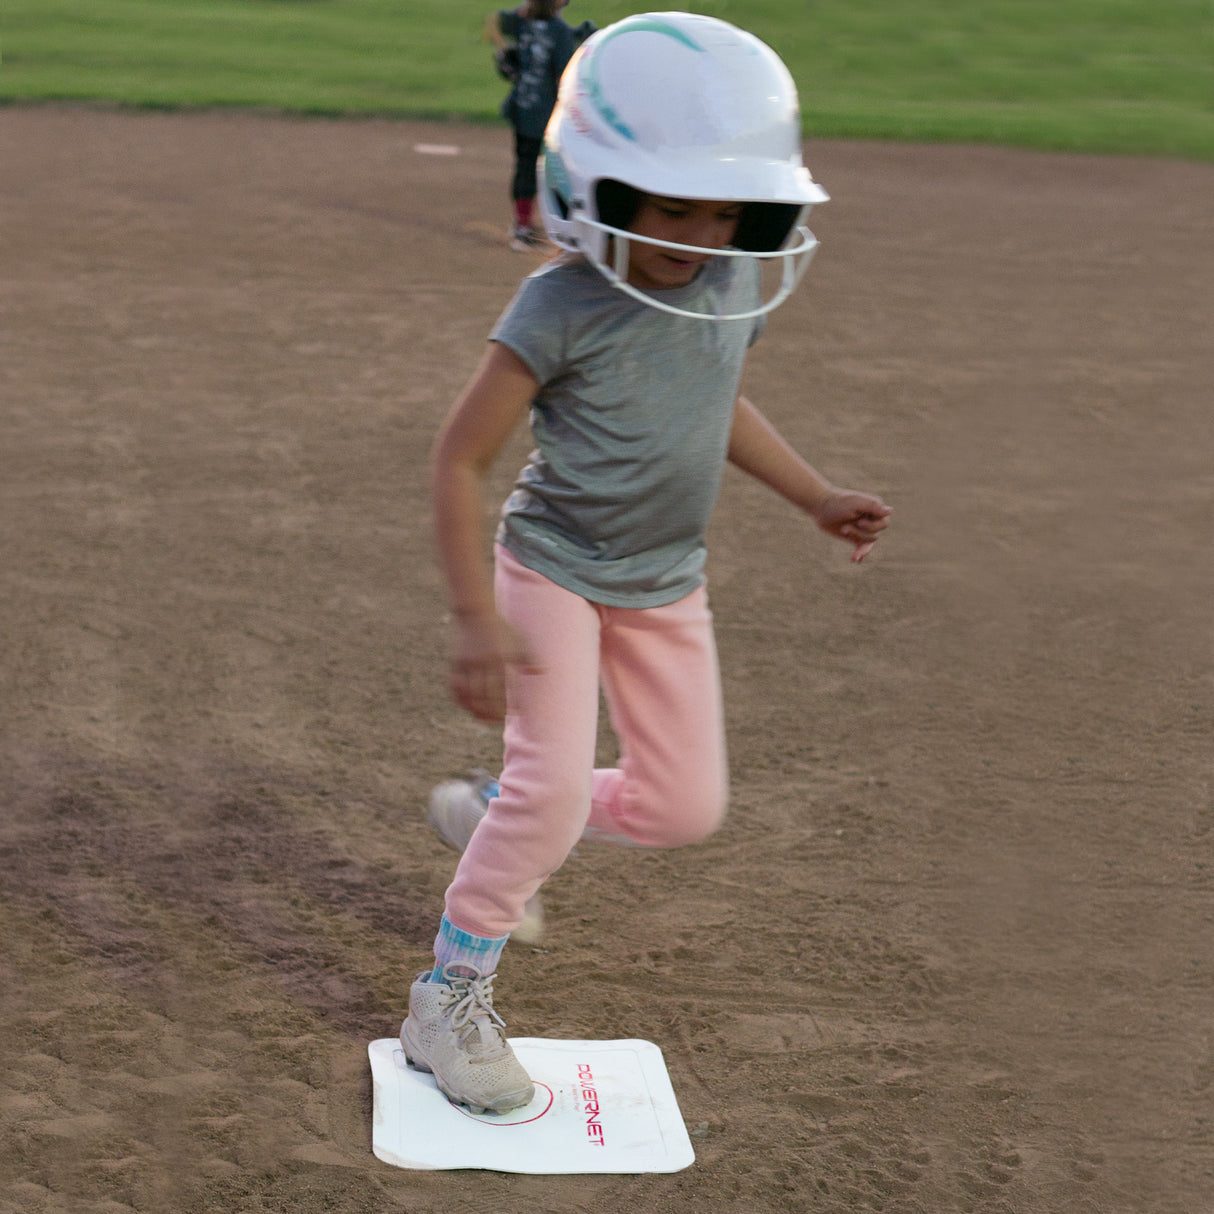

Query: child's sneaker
[426,773,546,944]
[509,225,545,252]
[400,966,535,1115]
[427,770,499,852]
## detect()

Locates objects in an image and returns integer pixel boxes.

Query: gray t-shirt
[490,256,764,607]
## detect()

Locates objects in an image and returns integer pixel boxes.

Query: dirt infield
[1,106,1210,1213]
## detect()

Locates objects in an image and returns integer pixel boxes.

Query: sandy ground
[0,105,1211,1213]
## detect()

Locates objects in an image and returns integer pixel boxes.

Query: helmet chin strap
[577,219,819,321]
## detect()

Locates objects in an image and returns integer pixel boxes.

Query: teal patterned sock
[429,913,509,983]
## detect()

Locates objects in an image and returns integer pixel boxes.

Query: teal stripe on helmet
[599,15,705,51]
[543,142,573,203]
[583,17,705,143]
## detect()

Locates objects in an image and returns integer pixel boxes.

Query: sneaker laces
[443,970,508,1048]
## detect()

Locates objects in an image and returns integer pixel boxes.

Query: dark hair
[595,180,642,231]
[734,203,802,253]
[595,180,801,252]
[528,0,564,18]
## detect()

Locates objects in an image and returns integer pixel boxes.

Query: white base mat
[368,1036,696,1173]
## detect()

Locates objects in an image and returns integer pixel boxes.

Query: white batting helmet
[539,11,829,319]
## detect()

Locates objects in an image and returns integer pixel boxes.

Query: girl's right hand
[449,612,540,722]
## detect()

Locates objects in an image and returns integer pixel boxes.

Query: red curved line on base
[451,1081,555,1126]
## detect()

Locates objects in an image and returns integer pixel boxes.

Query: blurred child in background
[484,0,594,249]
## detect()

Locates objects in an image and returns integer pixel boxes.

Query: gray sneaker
[426,773,545,945]
[427,770,499,852]
[400,967,535,1115]
[509,225,546,252]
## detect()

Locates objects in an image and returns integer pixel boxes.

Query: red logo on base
[576,1062,606,1146]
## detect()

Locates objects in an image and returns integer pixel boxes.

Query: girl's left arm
[727,394,891,562]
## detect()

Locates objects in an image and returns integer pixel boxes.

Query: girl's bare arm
[431,342,539,719]
[728,394,891,561]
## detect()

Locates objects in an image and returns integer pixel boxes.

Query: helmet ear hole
[733,203,803,253]
[550,189,570,221]
[595,180,642,231]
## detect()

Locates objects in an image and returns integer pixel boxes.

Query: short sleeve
[488,272,569,387]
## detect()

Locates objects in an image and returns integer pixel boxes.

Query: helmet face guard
[539,12,829,321]
[583,214,820,320]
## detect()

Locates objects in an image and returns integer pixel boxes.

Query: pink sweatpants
[444,546,729,939]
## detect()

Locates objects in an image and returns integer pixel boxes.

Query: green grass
[1,0,1211,158]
